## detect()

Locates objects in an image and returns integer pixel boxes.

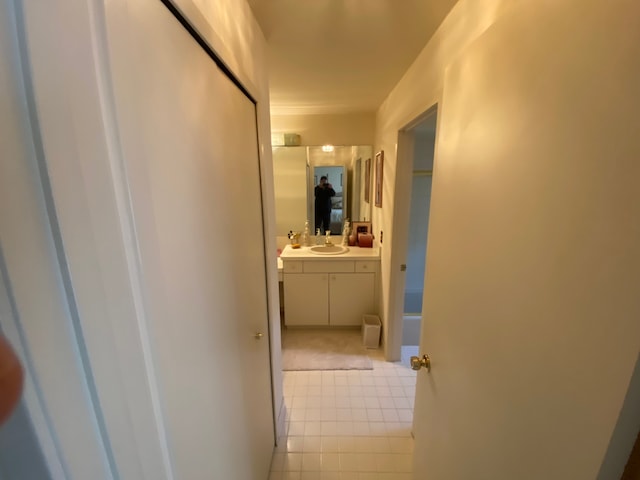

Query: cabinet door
[329,273,375,326]
[284,273,329,326]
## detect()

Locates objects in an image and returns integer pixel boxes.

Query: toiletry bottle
[341,219,350,246]
[315,228,322,245]
[302,220,311,246]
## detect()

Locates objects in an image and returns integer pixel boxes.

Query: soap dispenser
[315,228,322,245]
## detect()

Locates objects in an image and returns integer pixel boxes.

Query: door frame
[386,104,439,361]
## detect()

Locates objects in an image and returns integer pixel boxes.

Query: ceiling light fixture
[322,145,334,152]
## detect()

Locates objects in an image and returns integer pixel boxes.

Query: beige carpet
[281,328,374,371]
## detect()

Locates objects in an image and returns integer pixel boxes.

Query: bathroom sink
[308,245,349,255]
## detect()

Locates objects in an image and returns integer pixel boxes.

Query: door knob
[254,332,264,339]
[410,354,431,372]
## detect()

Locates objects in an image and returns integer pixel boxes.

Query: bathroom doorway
[401,115,436,350]
[388,105,438,361]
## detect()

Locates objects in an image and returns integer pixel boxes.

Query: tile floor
[269,346,419,480]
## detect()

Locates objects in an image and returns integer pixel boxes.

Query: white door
[105,2,273,478]
[412,3,640,480]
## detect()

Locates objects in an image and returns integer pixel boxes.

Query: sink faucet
[324,230,333,246]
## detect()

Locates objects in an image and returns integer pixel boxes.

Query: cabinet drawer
[283,261,303,273]
[304,261,355,273]
[355,261,378,273]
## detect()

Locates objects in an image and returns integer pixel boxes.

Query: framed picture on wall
[364,158,371,203]
[374,150,384,207]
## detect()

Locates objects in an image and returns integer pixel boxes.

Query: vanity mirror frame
[364,157,371,204]
[374,150,384,208]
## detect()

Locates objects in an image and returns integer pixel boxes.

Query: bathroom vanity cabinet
[280,246,379,327]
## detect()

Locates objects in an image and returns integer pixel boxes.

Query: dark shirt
[314,184,335,212]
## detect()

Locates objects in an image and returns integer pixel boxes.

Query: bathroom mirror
[273,145,373,238]
[312,165,345,235]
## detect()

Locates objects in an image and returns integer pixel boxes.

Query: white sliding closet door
[106,1,274,478]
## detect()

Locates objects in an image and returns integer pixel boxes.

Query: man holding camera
[314,175,335,234]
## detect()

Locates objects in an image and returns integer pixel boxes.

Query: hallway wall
[271,113,375,146]
[375,0,640,477]
[372,0,518,360]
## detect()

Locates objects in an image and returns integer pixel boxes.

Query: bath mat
[281,328,373,371]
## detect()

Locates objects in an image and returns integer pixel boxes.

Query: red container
[358,233,373,248]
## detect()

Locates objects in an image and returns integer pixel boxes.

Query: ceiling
[247,0,459,116]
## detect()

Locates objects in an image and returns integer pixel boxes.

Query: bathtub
[402,315,422,346]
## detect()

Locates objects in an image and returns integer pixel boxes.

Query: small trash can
[362,314,381,349]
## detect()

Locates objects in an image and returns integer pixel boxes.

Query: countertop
[279,244,380,261]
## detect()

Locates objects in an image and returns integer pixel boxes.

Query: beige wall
[271,113,376,146]
[183,0,268,98]
[372,0,518,359]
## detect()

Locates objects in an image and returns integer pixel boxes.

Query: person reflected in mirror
[314,175,335,234]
